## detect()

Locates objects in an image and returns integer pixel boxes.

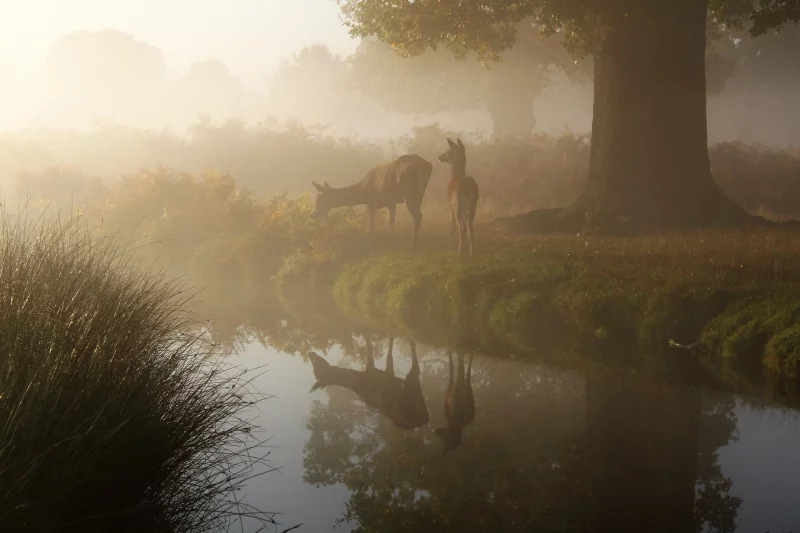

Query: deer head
[309,181,333,220]
[437,137,466,167]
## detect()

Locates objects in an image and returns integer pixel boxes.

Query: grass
[330,225,800,389]
[0,212,274,532]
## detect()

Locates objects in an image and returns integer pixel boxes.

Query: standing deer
[435,350,475,453]
[438,138,479,256]
[307,337,429,430]
[309,154,433,252]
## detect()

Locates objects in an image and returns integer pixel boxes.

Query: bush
[0,213,271,532]
[9,122,800,224]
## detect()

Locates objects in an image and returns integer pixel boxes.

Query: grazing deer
[307,337,429,430]
[435,350,475,453]
[438,138,479,256]
[309,154,433,252]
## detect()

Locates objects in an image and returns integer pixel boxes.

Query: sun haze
[0,0,356,89]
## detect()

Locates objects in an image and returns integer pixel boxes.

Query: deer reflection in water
[307,337,429,430]
[435,350,475,453]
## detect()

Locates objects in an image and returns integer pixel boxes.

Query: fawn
[435,350,475,452]
[438,138,479,256]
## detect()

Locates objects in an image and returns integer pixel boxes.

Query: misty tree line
[4,24,800,147]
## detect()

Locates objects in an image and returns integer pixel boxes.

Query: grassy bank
[331,229,800,394]
[0,214,272,532]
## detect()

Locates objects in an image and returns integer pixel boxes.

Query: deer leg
[456,352,465,386]
[449,206,457,253]
[457,216,465,257]
[466,217,474,257]
[409,340,420,375]
[468,206,476,257]
[466,353,473,385]
[408,202,422,253]
[387,204,397,247]
[365,337,375,371]
[385,337,395,376]
[447,349,454,387]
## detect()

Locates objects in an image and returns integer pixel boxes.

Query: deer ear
[447,137,457,148]
[323,181,331,189]
[312,181,325,193]
[457,138,464,148]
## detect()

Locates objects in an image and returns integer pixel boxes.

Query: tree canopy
[338,0,799,63]
[350,22,586,136]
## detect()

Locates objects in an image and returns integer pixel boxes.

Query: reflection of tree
[695,395,742,533]
[304,353,588,532]
[586,374,700,532]
[302,351,742,532]
[192,284,367,357]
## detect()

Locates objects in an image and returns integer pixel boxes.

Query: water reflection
[435,350,475,453]
[298,338,746,533]
[307,337,429,430]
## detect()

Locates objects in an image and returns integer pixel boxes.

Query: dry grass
[0,212,276,532]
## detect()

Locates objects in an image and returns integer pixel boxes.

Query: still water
[228,337,800,533]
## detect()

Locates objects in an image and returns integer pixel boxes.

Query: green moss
[700,296,800,376]
[765,326,800,377]
[639,284,736,347]
[329,248,800,384]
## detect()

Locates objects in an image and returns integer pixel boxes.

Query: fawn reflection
[307,337,429,430]
[435,350,475,452]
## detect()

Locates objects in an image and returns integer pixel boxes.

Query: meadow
[8,122,800,373]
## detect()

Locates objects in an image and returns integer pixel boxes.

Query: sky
[0,0,359,90]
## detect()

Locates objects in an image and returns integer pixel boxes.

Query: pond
[228,335,800,533]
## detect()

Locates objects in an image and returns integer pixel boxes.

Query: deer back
[308,352,428,430]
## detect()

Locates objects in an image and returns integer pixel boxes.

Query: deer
[438,138,479,257]
[309,154,433,252]
[435,350,475,453]
[307,337,429,430]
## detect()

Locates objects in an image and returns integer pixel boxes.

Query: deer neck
[450,163,467,182]
[329,183,365,208]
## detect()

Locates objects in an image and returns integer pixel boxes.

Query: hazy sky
[0,0,358,90]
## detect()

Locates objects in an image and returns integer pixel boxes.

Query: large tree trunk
[585,374,701,532]
[498,0,760,234]
[572,0,753,232]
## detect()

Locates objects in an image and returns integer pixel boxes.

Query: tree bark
[585,374,701,533]
[572,0,754,232]
[497,0,762,234]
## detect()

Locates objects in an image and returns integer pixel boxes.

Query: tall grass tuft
[0,211,273,532]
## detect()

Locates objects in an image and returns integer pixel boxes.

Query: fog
[0,28,595,140]
[0,8,798,199]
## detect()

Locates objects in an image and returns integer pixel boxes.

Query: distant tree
[40,29,167,126]
[337,0,800,233]
[710,22,800,145]
[174,59,258,123]
[266,44,387,132]
[350,23,584,138]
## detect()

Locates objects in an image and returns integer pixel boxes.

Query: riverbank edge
[289,252,800,399]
